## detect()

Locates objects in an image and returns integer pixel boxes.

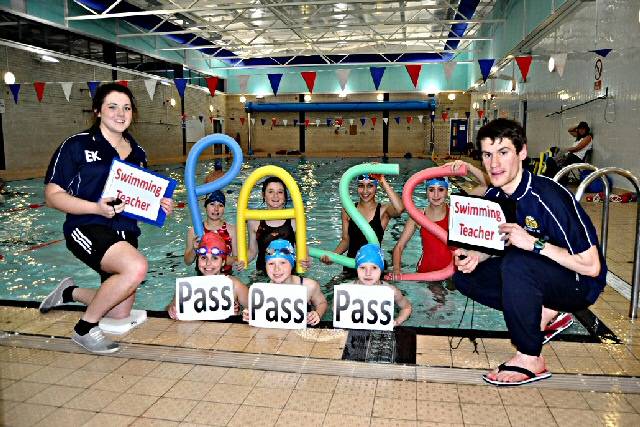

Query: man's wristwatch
[532,237,546,254]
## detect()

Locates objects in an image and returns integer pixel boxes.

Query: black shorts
[65,224,138,281]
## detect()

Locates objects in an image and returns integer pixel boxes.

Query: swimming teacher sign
[102,159,177,227]
[448,194,506,252]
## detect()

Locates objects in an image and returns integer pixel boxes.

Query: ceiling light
[338,90,347,98]
[40,55,59,63]
[376,93,384,101]
[160,80,171,86]
[169,98,176,107]
[239,95,247,103]
[548,56,555,72]
[472,102,480,109]
[447,93,456,101]
[304,94,312,102]
[256,94,264,99]
[4,71,15,85]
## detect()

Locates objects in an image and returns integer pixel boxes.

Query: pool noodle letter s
[308,163,399,268]
[184,134,243,238]
[236,165,308,274]
[395,164,467,281]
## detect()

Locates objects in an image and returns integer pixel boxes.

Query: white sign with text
[333,284,395,331]
[175,275,235,321]
[249,283,307,330]
[448,195,506,251]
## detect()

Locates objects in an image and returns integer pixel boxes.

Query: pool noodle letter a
[308,162,399,268]
[184,134,243,238]
[236,165,308,274]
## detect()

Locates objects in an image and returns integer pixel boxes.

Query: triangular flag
[33,81,46,102]
[251,118,256,125]
[336,69,351,91]
[405,64,422,88]
[144,79,157,100]
[371,117,377,126]
[315,119,320,127]
[394,117,400,124]
[591,49,612,58]
[407,116,413,124]
[305,119,310,128]
[478,59,495,82]
[237,75,250,93]
[454,112,459,119]
[240,117,245,125]
[465,111,471,119]
[117,80,128,87]
[442,111,449,121]
[418,115,424,123]
[60,82,73,102]
[272,118,277,126]
[370,67,385,90]
[87,81,100,98]
[360,118,366,126]
[477,110,485,119]
[553,54,567,77]
[515,56,532,82]
[261,118,266,126]
[205,76,219,96]
[293,119,299,126]
[283,119,288,126]
[301,71,316,94]
[443,62,457,80]
[383,118,389,125]
[349,119,354,125]
[174,78,188,98]
[198,115,204,123]
[268,74,283,95]
[326,118,332,126]
[336,118,343,126]
[430,111,436,122]
[9,84,20,104]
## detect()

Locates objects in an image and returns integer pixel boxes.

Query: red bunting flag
[240,117,246,125]
[477,110,485,119]
[371,117,377,126]
[301,71,317,94]
[405,64,422,88]
[441,111,449,121]
[304,119,310,128]
[271,117,277,127]
[117,80,128,87]
[181,113,188,122]
[336,118,343,126]
[515,56,532,82]
[407,116,413,124]
[33,81,46,102]
[206,76,219,96]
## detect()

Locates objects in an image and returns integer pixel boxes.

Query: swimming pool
[0,156,593,336]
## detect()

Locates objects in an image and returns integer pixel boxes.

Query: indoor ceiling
[69,0,499,66]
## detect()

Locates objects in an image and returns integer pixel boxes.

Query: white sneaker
[39,277,75,313]
[71,326,119,354]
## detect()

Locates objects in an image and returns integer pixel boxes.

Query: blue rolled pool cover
[244,100,437,113]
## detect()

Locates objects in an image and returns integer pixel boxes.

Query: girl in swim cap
[168,232,248,320]
[354,243,412,326]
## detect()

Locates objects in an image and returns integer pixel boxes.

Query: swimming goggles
[196,246,227,257]
[264,247,294,256]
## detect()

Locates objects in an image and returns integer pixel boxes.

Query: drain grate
[342,329,416,364]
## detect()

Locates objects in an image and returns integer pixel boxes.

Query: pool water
[0,156,588,334]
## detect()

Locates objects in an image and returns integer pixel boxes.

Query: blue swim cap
[265,239,296,268]
[204,190,225,207]
[425,177,449,190]
[355,243,385,271]
[356,174,378,187]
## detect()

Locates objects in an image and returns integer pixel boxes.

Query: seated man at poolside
[243,239,327,326]
[167,232,248,319]
[354,243,412,327]
[453,118,606,386]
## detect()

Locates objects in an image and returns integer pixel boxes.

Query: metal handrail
[575,167,640,319]
[554,163,610,257]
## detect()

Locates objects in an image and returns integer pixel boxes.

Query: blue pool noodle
[184,134,243,238]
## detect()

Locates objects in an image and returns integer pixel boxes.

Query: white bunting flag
[444,62,457,80]
[336,69,351,91]
[315,119,320,127]
[418,114,424,123]
[283,119,288,126]
[349,118,354,125]
[144,79,157,100]
[553,54,568,78]
[237,75,250,93]
[383,117,389,125]
[60,82,73,101]
[250,118,256,125]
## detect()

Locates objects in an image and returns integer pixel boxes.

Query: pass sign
[102,159,177,227]
[249,283,307,329]
[175,275,235,321]
[449,195,506,251]
[333,284,395,331]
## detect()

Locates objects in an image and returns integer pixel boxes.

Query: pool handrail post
[574,167,640,319]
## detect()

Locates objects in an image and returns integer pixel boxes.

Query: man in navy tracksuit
[453,119,606,386]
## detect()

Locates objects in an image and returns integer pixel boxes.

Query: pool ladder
[554,164,640,318]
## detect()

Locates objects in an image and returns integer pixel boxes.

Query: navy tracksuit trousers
[453,248,592,356]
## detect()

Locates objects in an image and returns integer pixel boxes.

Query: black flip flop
[483,363,551,386]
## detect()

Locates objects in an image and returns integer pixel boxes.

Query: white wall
[493,1,640,190]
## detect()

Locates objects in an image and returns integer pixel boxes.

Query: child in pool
[354,243,412,326]
[243,239,327,326]
[167,232,248,320]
